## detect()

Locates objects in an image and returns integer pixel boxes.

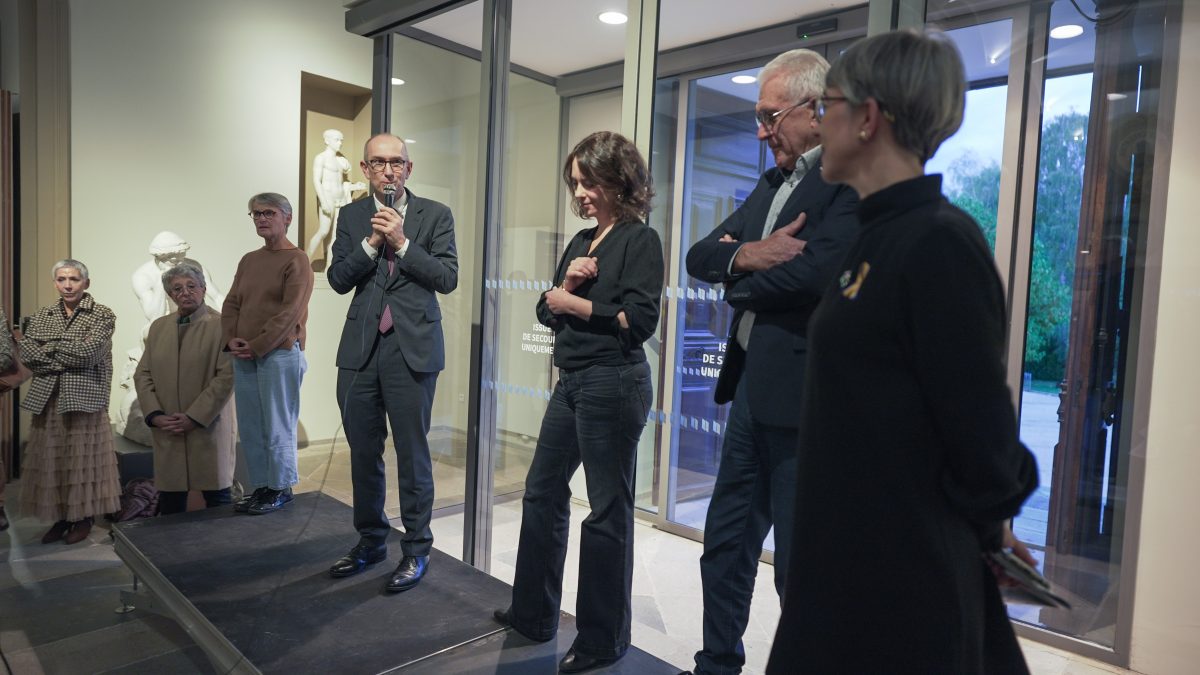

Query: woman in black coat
[766,30,1039,674]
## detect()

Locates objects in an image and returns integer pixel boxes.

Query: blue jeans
[509,361,653,660]
[232,343,307,491]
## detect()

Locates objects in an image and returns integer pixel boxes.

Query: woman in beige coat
[134,263,236,515]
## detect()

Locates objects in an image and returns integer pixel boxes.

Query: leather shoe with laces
[385,555,428,592]
[247,488,293,515]
[329,543,387,578]
[558,647,621,673]
[233,487,269,513]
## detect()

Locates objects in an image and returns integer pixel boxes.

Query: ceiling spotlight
[731,75,757,85]
[1050,24,1084,39]
[391,77,405,85]
[598,11,627,25]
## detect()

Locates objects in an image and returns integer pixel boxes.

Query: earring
[858,130,869,141]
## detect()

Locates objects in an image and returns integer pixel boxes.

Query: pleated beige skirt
[20,406,121,522]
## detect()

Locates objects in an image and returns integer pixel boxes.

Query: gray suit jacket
[327,190,458,372]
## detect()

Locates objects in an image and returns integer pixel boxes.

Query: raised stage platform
[111,492,677,674]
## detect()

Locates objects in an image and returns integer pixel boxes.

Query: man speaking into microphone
[326,133,459,592]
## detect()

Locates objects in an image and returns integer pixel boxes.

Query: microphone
[383,184,397,210]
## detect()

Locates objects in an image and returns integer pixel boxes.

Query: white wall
[69,0,372,442]
[1128,3,1200,673]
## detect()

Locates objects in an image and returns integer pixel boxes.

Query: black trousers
[694,379,799,675]
[158,487,232,515]
[509,361,653,660]
[337,328,437,556]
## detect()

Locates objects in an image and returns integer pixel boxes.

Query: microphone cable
[220,187,398,675]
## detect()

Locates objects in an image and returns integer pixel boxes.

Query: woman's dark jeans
[508,361,653,659]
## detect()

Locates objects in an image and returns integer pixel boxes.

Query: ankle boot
[63,518,93,545]
[42,520,70,544]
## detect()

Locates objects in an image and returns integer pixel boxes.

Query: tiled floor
[0,440,1140,674]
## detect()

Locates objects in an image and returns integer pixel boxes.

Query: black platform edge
[112,491,679,674]
[111,526,256,674]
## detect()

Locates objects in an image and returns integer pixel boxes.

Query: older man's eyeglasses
[367,158,411,173]
[755,98,813,132]
[249,209,278,220]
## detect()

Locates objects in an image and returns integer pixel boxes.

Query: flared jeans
[508,361,653,660]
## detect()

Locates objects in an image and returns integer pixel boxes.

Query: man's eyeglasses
[367,158,411,173]
[755,98,812,132]
[249,209,278,220]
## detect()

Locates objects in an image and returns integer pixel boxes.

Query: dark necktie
[379,246,395,333]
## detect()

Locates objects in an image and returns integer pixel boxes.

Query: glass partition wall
[351,0,1181,666]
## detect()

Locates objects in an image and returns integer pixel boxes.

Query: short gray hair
[247,193,293,219]
[826,29,965,163]
[759,49,829,103]
[51,258,89,280]
[161,263,206,293]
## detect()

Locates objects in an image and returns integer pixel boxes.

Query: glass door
[654,63,776,545]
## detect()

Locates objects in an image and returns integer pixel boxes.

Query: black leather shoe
[385,555,428,592]
[558,648,620,673]
[329,543,387,578]
[247,488,293,515]
[493,608,556,642]
[234,487,269,513]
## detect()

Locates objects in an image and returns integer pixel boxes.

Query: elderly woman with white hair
[766,30,1039,673]
[135,263,237,515]
[19,259,121,545]
[221,193,314,515]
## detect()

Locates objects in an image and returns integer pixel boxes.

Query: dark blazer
[327,190,459,372]
[685,159,858,427]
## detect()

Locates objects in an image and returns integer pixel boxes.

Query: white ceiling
[412,0,862,77]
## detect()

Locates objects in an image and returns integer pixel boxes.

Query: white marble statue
[114,232,226,444]
[306,128,366,264]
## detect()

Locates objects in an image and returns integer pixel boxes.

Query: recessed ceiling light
[391,77,405,85]
[404,138,416,144]
[598,11,627,25]
[1106,93,1127,101]
[1050,24,1084,39]
[731,75,757,85]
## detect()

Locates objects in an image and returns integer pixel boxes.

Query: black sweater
[536,221,664,370]
[770,175,1037,673]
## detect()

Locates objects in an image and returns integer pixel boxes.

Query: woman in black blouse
[766,30,1038,674]
[495,131,663,673]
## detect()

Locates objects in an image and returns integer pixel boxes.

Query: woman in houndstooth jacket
[20,259,122,545]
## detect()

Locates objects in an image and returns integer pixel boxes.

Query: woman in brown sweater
[221,193,314,515]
